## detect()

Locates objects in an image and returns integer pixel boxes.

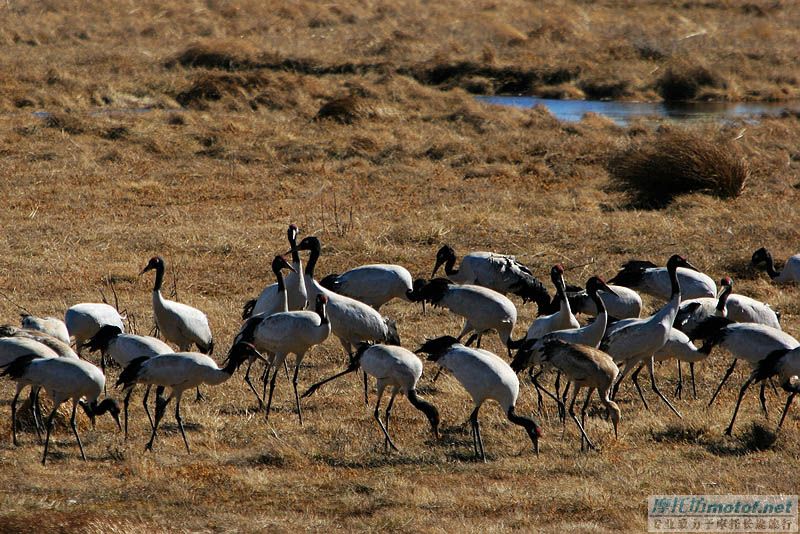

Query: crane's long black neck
[716,284,732,314]
[152,263,165,292]
[274,264,286,293]
[764,252,780,279]
[443,255,458,276]
[288,232,301,265]
[588,285,607,317]
[507,406,540,451]
[407,389,439,429]
[668,263,681,298]
[316,300,329,324]
[305,243,320,278]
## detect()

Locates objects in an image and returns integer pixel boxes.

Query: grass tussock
[656,60,727,101]
[608,129,749,208]
[165,40,261,71]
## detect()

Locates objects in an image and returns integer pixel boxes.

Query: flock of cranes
[1,223,799,465]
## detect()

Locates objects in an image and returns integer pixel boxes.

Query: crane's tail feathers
[319,274,341,292]
[415,335,460,361]
[0,353,39,379]
[688,316,734,343]
[510,276,551,312]
[116,356,150,389]
[752,348,791,383]
[383,318,401,346]
[241,299,257,320]
[506,336,527,350]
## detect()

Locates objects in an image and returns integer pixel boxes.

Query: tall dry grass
[608,130,750,208]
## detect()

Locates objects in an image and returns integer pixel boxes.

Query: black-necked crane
[65,303,125,356]
[432,245,551,313]
[20,314,70,345]
[415,336,541,461]
[320,263,415,311]
[242,226,308,319]
[0,336,61,445]
[410,278,517,356]
[1,325,78,360]
[603,254,701,418]
[752,247,800,284]
[608,258,716,301]
[676,276,780,339]
[141,256,213,402]
[302,343,440,450]
[513,338,619,451]
[116,343,261,452]
[697,320,799,413]
[240,255,297,320]
[614,326,706,404]
[566,283,642,321]
[511,264,580,346]
[82,324,174,437]
[723,345,800,435]
[510,276,614,413]
[233,294,331,423]
[1,354,120,464]
[295,236,402,402]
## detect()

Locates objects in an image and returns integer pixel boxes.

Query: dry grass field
[1,1,800,532]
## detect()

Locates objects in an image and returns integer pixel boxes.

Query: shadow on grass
[315,452,441,469]
[705,423,778,456]
[652,421,779,455]
[226,452,287,468]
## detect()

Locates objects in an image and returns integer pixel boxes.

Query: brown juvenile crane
[513,338,620,451]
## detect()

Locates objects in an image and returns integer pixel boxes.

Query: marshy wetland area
[1,1,800,532]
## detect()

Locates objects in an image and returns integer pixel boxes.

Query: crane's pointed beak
[431,259,444,278]
[682,260,701,273]
[286,264,297,274]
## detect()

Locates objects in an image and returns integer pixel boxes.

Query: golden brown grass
[608,129,750,208]
[0,1,799,532]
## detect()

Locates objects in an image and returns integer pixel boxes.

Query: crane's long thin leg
[690,362,697,400]
[568,386,595,450]
[145,394,170,452]
[674,360,683,400]
[42,404,60,466]
[142,385,155,430]
[725,376,756,436]
[243,359,264,409]
[759,383,768,418]
[475,335,482,349]
[292,356,304,426]
[10,385,22,446]
[432,366,445,383]
[555,371,562,402]
[612,360,636,400]
[580,388,596,452]
[265,358,282,423]
[373,387,398,452]
[194,387,205,403]
[630,363,650,411]
[283,359,290,383]
[709,359,737,407]
[31,387,44,439]
[648,355,682,418]
[529,368,545,415]
[531,371,564,417]
[363,371,369,406]
[384,388,397,452]
[70,400,86,461]
[123,387,133,440]
[174,393,190,453]
[778,393,796,430]
[469,405,485,462]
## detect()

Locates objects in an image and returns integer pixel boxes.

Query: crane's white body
[359,345,423,395]
[709,324,799,366]
[250,283,289,318]
[655,329,704,363]
[1,327,78,360]
[445,251,533,294]
[772,254,800,284]
[21,315,70,345]
[306,277,395,354]
[603,292,680,366]
[128,352,232,389]
[678,295,780,335]
[0,337,60,366]
[107,334,174,367]
[434,284,517,345]
[15,357,107,404]
[569,286,642,320]
[245,310,331,364]
[435,343,519,412]
[323,264,413,310]
[524,296,579,340]
[152,290,213,353]
[65,303,125,351]
[614,266,716,301]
